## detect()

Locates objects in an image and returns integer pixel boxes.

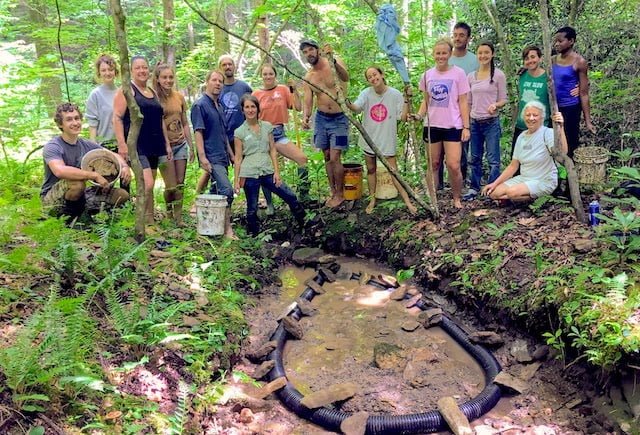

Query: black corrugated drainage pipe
[266,265,502,434]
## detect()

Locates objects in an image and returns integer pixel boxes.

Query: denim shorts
[159,141,189,163]
[314,111,349,151]
[272,125,290,144]
[139,155,161,170]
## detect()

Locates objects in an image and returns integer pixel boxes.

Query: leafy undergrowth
[304,190,640,375]
[0,190,281,433]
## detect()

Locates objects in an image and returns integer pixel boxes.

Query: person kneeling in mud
[41,103,131,220]
[233,95,306,236]
[481,101,567,202]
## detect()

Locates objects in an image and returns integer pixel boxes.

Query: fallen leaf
[518,217,537,226]
[472,209,490,217]
[104,410,122,420]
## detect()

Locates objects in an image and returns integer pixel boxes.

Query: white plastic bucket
[196,194,227,236]
[375,163,398,199]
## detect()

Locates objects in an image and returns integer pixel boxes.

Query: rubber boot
[297,166,311,202]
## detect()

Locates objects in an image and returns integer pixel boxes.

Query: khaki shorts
[42,180,126,216]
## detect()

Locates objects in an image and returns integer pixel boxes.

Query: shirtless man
[552,26,595,158]
[300,39,350,208]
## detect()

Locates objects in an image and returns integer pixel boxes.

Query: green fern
[167,381,191,434]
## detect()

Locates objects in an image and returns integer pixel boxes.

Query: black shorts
[139,155,161,170]
[423,127,462,143]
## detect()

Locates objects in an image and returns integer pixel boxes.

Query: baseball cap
[299,39,319,50]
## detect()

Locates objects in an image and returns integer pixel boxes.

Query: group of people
[40,22,593,237]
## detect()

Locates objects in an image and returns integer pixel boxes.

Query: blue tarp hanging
[375,4,409,83]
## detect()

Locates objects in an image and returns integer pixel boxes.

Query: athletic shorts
[423,127,462,143]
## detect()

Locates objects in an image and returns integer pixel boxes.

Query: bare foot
[365,199,376,214]
[452,199,463,209]
[327,196,345,209]
[406,203,418,215]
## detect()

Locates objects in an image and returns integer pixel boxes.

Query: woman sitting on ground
[347,65,417,215]
[481,101,567,201]
[233,94,305,236]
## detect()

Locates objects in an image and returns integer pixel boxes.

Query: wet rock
[295,298,317,316]
[340,411,369,435]
[317,254,336,264]
[401,320,421,332]
[419,308,444,327]
[292,247,325,266]
[252,360,275,380]
[276,301,297,321]
[389,285,407,301]
[246,340,277,362]
[494,372,529,394]
[304,278,326,294]
[373,342,405,369]
[250,376,288,399]
[469,331,504,346]
[281,316,304,339]
[300,383,358,408]
[404,294,422,308]
[620,373,640,419]
[359,272,371,285]
[378,274,399,288]
[572,238,597,253]
[532,344,550,361]
[228,396,273,413]
[336,265,354,280]
[319,267,337,282]
[436,396,472,435]
[510,339,533,363]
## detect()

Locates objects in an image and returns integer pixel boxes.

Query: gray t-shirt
[449,51,479,75]
[85,84,118,143]
[513,126,557,183]
[41,136,102,196]
[354,86,403,156]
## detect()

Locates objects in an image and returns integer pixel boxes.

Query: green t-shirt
[235,120,274,179]
[516,71,551,130]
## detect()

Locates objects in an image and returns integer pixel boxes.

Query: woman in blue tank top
[113,56,173,224]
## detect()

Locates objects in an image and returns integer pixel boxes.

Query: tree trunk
[109,0,147,241]
[539,0,587,224]
[24,0,62,116]
[213,2,231,55]
[162,0,176,66]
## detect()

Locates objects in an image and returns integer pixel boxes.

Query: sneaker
[462,189,478,201]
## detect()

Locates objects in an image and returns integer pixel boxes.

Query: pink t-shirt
[419,66,470,129]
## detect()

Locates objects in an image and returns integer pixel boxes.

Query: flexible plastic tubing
[267,270,502,434]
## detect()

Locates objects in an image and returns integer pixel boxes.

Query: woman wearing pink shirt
[415,39,470,209]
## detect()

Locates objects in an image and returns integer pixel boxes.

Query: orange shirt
[252,85,293,125]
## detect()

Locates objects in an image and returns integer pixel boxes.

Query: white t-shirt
[353,86,403,156]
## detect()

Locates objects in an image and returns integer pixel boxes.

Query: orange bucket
[343,163,363,200]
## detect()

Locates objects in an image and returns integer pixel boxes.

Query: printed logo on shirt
[369,103,388,122]
[429,79,453,107]
[221,92,240,110]
[522,89,540,103]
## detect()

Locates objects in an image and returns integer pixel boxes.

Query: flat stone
[404,294,422,309]
[300,382,358,408]
[340,411,369,435]
[317,254,336,264]
[228,395,273,413]
[295,298,317,316]
[518,361,541,381]
[305,278,326,294]
[292,247,325,266]
[469,331,504,346]
[252,360,275,380]
[510,339,533,363]
[418,308,444,327]
[573,238,597,253]
[359,272,371,285]
[494,372,529,394]
[336,265,354,280]
[436,396,473,435]
[276,301,297,321]
[401,320,421,332]
[378,274,399,288]
[250,376,288,399]
[389,285,408,301]
[246,340,277,362]
[319,267,336,283]
[373,342,405,370]
[281,316,304,339]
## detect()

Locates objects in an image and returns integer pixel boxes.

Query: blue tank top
[123,84,165,157]
[552,63,579,108]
